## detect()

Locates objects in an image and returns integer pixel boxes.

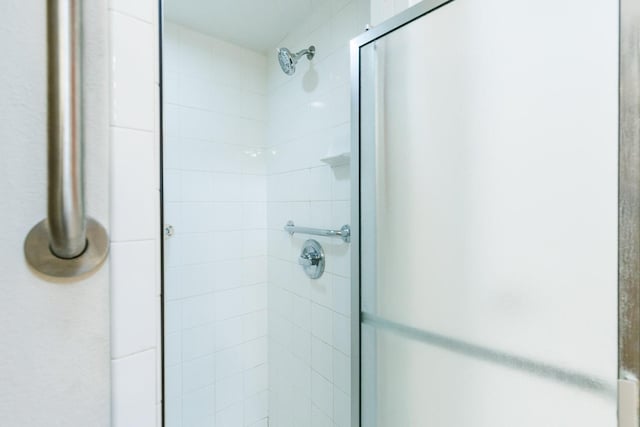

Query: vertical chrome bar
[619,0,640,422]
[24,0,108,278]
[47,0,86,259]
[350,35,362,427]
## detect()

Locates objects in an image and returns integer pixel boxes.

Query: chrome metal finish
[619,0,640,421]
[350,1,456,425]
[24,0,109,278]
[352,0,454,49]
[350,33,362,426]
[164,224,174,239]
[25,218,109,278]
[284,220,351,243]
[354,38,382,427]
[277,45,316,75]
[48,0,85,259]
[618,379,639,427]
[299,239,325,279]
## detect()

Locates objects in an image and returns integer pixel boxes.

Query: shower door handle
[24,0,109,278]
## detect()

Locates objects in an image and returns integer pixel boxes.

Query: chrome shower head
[277,45,316,75]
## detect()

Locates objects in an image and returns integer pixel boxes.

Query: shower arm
[293,47,315,61]
[24,0,109,278]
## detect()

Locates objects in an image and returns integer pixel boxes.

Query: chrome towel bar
[284,220,351,243]
[24,0,108,278]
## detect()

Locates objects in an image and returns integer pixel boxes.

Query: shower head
[277,45,316,75]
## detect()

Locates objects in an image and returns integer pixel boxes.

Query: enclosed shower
[0,0,632,424]
[162,1,366,426]
[161,0,624,426]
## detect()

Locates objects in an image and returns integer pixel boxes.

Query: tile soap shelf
[320,152,350,167]
[320,136,350,167]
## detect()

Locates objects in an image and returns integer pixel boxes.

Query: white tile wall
[164,22,270,427]
[111,240,157,358]
[162,2,368,426]
[109,1,618,426]
[109,0,162,425]
[266,1,368,426]
[109,9,156,131]
[112,350,158,427]
[110,127,156,241]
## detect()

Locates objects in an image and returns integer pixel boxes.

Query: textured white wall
[0,1,111,426]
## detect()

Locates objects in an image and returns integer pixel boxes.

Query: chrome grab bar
[284,220,351,243]
[48,0,85,258]
[24,0,108,278]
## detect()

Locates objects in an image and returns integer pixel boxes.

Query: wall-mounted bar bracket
[25,218,109,278]
[24,0,108,278]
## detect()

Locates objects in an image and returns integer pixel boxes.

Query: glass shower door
[355,0,619,425]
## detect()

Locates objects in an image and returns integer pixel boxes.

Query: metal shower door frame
[349,1,456,425]
[350,0,640,425]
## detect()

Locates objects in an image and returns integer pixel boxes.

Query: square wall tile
[182,355,215,393]
[332,349,350,395]
[243,310,268,341]
[164,332,182,366]
[110,11,155,130]
[333,313,350,355]
[182,294,215,328]
[182,385,215,426]
[111,241,157,358]
[332,274,351,316]
[216,401,243,427]
[109,0,155,23]
[164,300,182,334]
[182,323,216,361]
[312,337,333,381]
[244,390,268,426]
[311,371,333,419]
[216,372,243,411]
[333,387,350,427]
[165,395,182,427]
[112,350,157,427]
[110,127,157,241]
[311,303,333,344]
[243,337,268,369]
[165,363,182,399]
[244,364,268,397]
[216,345,244,380]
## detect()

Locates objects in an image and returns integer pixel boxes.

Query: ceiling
[164,0,315,53]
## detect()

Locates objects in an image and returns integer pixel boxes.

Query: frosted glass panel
[359,0,618,425]
[362,325,615,427]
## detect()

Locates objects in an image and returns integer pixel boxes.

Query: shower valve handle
[299,252,320,267]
